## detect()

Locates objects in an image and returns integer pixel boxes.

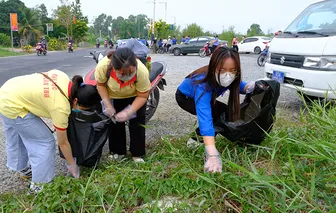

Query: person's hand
[101,98,116,118]
[65,159,80,178]
[245,81,256,94]
[204,145,222,173]
[115,105,136,122]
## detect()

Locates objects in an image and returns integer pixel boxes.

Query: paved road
[0,47,102,86]
[0,52,304,193]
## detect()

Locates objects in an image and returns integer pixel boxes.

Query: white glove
[115,105,136,122]
[101,98,116,118]
[204,145,222,173]
[245,81,256,94]
[65,158,80,178]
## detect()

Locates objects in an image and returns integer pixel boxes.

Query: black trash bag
[214,79,280,144]
[59,110,111,167]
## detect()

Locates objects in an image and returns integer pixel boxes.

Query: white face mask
[216,72,236,87]
[116,70,136,81]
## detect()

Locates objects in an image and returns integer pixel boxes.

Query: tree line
[0,0,272,48]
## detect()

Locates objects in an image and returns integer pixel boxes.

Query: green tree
[154,19,172,39]
[19,7,43,45]
[247,23,264,37]
[35,3,51,35]
[182,23,204,38]
[0,0,26,35]
[71,0,88,22]
[72,19,88,42]
[219,25,236,46]
[92,13,107,37]
[53,0,73,38]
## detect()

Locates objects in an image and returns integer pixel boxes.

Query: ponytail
[70,75,83,106]
[70,75,100,109]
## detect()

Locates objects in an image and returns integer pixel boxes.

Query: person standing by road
[0,70,100,193]
[95,48,150,163]
[175,47,256,173]
[232,36,239,52]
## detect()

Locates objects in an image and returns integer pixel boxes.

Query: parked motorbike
[36,42,47,56]
[84,51,167,123]
[257,45,269,67]
[199,42,211,58]
[68,42,74,53]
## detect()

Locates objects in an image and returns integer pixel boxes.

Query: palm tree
[19,7,43,46]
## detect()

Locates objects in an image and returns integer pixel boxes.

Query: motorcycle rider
[40,37,47,50]
[108,39,114,48]
[211,35,219,53]
[68,37,74,50]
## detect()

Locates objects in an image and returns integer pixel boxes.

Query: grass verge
[0,48,24,57]
[0,100,335,212]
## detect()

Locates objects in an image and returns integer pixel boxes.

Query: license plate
[272,70,285,84]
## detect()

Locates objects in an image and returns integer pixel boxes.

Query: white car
[238,36,271,54]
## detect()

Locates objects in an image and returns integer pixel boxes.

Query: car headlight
[266,52,271,63]
[303,57,336,71]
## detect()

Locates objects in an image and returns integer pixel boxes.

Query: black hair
[111,47,137,71]
[70,75,100,109]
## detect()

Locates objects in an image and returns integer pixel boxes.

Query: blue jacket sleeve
[194,85,215,136]
[240,81,248,94]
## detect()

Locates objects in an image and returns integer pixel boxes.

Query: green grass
[0,48,24,57]
[0,100,335,212]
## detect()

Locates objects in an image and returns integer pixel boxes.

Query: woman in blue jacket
[175,47,255,173]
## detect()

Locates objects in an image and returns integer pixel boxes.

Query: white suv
[264,0,336,100]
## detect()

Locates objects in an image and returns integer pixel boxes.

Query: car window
[189,38,198,43]
[243,38,252,43]
[250,38,258,42]
[198,38,208,42]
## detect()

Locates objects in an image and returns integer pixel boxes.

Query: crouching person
[0,70,100,193]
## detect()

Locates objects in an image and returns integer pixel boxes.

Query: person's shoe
[109,153,125,161]
[18,165,32,180]
[27,182,43,194]
[187,138,203,149]
[132,157,145,163]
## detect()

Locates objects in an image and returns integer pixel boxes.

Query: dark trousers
[175,89,228,137]
[108,97,146,157]
[211,45,218,53]
[233,45,239,52]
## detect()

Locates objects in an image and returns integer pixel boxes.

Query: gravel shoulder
[0,53,304,194]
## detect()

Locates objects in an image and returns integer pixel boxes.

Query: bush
[21,45,32,53]
[48,38,66,51]
[0,33,11,47]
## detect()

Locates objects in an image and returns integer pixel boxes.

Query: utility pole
[172,16,176,34]
[159,1,167,22]
[146,0,156,36]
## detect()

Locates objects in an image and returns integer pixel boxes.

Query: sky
[22,0,323,34]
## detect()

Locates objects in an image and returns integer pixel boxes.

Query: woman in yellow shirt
[0,70,100,193]
[95,48,150,162]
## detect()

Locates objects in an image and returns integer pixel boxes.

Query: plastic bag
[59,110,111,167]
[214,79,280,144]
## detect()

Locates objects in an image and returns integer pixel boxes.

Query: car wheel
[173,48,181,56]
[182,53,187,56]
[254,46,261,54]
